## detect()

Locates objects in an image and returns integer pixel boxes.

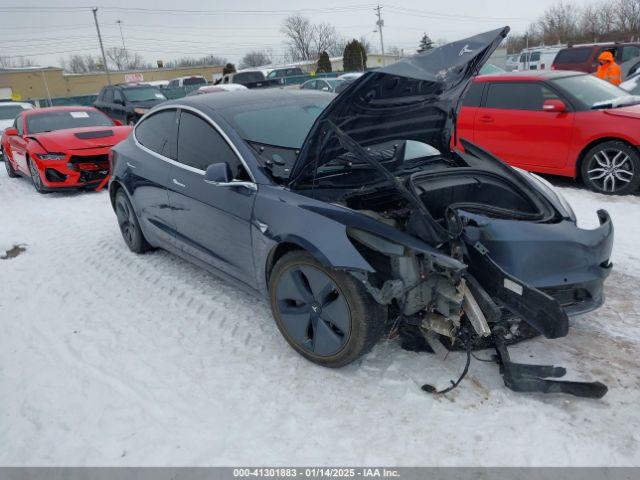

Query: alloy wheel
[29,159,44,191]
[586,148,635,193]
[115,195,137,247]
[275,264,351,357]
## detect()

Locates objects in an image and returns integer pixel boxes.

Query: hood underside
[289,27,509,185]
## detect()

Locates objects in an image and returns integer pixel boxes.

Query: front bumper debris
[494,335,608,399]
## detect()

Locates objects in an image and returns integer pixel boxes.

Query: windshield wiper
[591,95,640,109]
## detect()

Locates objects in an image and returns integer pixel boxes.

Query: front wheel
[114,189,152,253]
[269,251,385,367]
[581,141,640,195]
[28,157,47,193]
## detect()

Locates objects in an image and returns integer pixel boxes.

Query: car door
[168,109,257,287]
[128,108,179,247]
[112,89,127,123]
[472,81,575,171]
[8,115,29,174]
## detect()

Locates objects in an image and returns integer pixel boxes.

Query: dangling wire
[421,334,472,395]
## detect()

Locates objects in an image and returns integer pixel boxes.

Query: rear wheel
[114,189,152,253]
[269,251,385,367]
[28,157,47,193]
[4,152,18,178]
[581,141,640,195]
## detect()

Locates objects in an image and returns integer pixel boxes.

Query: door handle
[126,162,136,169]
[172,178,186,188]
[479,115,494,123]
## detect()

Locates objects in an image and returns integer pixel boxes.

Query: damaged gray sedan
[110,27,613,398]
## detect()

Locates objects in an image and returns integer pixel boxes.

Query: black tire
[269,251,385,368]
[114,189,152,253]
[581,141,640,195]
[28,157,48,193]
[4,152,18,178]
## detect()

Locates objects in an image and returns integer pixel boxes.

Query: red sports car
[2,106,132,192]
[458,70,640,195]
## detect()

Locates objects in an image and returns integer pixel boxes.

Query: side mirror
[114,98,124,106]
[113,119,123,126]
[4,127,18,136]
[542,99,567,113]
[204,162,232,185]
[321,86,330,91]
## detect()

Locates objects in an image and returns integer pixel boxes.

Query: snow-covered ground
[1,166,639,466]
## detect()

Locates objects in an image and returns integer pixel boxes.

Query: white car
[0,101,33,160]
[338,72,364,80]
[620,72,640,95]
[167,76,207,88]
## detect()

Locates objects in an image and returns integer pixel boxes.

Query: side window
[302,80,316,90]
[462,82,484,107]
[223,76,229,84]
[622,46,640,63]
[177,111,247,179]
[103,88,114,103]
[113,89,124,103]
[135,109,178,159]
[16,116,24,135]
[485,82,559,111]
[529,52,541,62]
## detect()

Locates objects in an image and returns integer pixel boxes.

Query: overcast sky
[1,0,564,67]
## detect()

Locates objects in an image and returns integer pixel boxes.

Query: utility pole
[92,7,112,85]
[41,70,52,107]
[116,20,129,67]
[375,4,385,66]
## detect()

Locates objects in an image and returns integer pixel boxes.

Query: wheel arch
[265,238,332,286]
[576,136,639,181]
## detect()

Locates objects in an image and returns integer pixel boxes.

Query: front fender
[252,185,465,295]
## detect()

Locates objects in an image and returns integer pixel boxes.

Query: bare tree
[0,56,36,68]
[106,47,128,71]
[538,1,578,44]
[281,15,315,61]
[313,23,339,57]
[165,55,227,68]
[614,0,640,39]
[240,50,272,69]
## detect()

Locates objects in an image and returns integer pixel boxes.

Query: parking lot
[1,166,639,466]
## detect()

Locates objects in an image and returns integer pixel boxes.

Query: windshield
[123,87,167,102]
[228,98,332,148]
[551,74,633,107]
[27,109,114,134]
[326,79,344,88]
[0,105,30,120]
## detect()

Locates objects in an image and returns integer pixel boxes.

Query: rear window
[27,109,114,134]
[234,72,265,84]
[0,105,29,120]
[123,87,167,102]
[530,52,541,61]
[183,77,206,86]
[554,47,592,64]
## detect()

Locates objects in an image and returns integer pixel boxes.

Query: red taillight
[551,65,557,70]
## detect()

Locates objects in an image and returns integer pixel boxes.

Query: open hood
[289,27,509,185]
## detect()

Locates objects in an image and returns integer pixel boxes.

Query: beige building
[0,65,224,101]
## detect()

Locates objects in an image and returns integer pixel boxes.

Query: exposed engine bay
[285,27,613,398]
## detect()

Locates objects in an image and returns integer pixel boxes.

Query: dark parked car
[267,67,305,84]
[94,84,168,125]
[552,42,640,73]
[108,28,612,398]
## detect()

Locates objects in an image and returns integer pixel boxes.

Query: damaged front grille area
[68,154,110,184]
